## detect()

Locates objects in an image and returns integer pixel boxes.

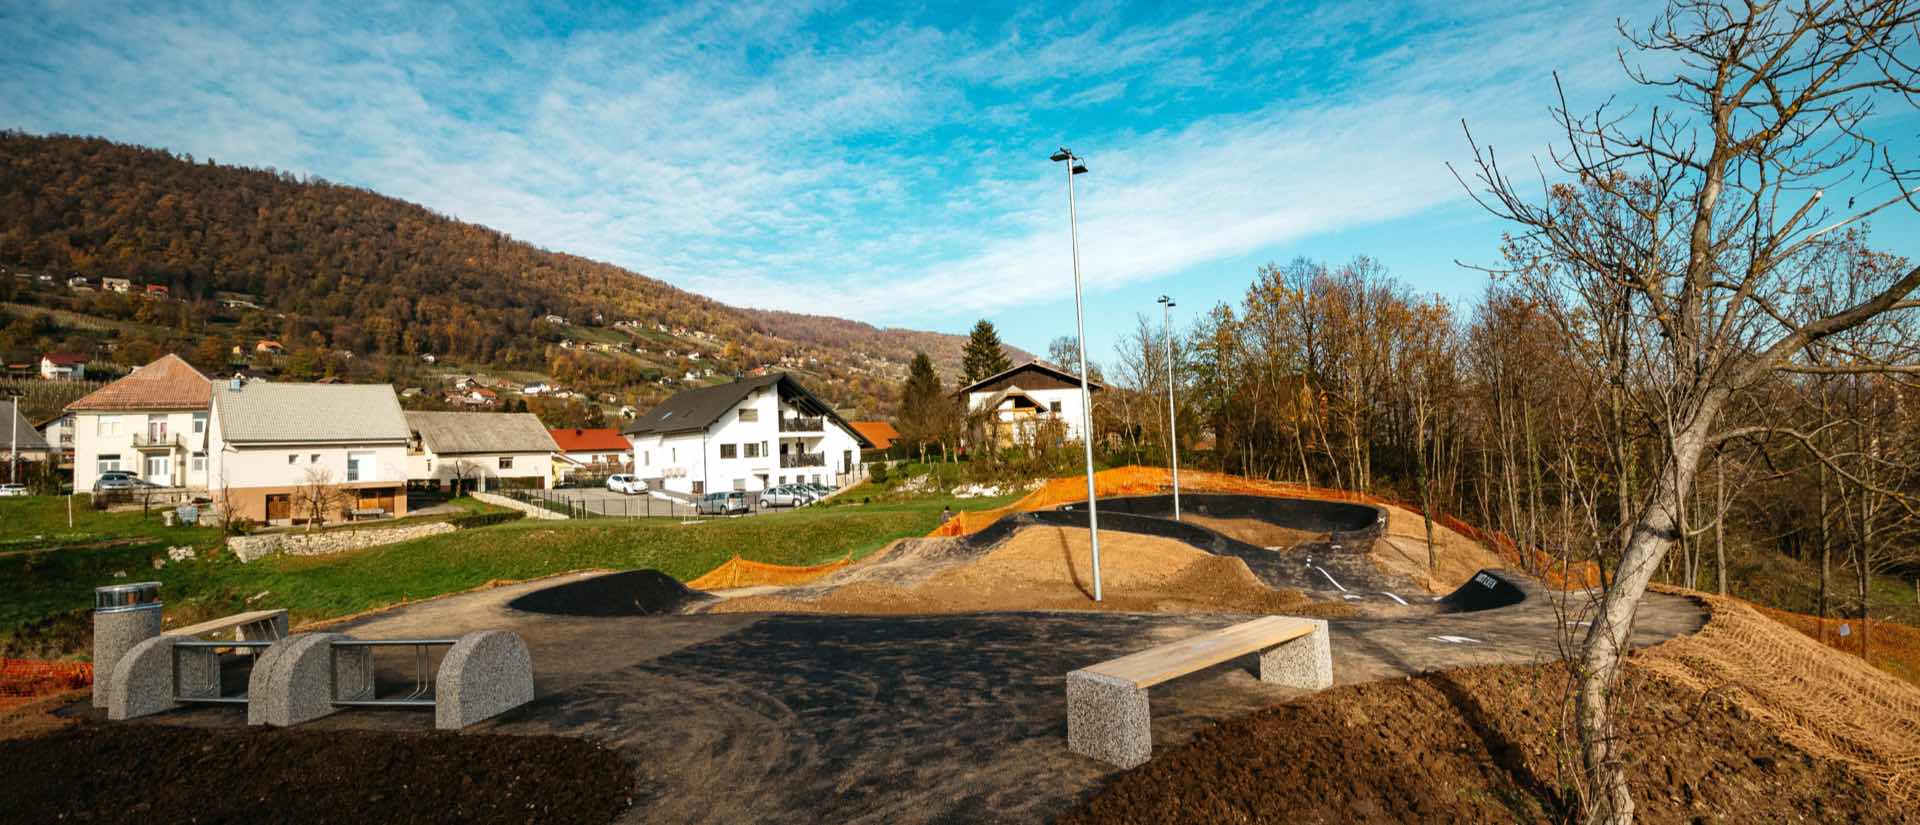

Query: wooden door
[265,494,290,522]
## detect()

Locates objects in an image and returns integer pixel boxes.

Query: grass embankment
[0,491,1015,659]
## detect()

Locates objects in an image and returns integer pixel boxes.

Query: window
[147,414,168,441]
[97,416,122,437]
[192,413,208,434]
[720,444,738,459]
[811,473,822,484]
[1050,400,1063,413]
[288,454,298,465]
[643,451,650,466]
[97,454,122,473]
[310,454,320,464]
[671,448,678,462]
[738,408,759,422]
[744,442,762,458]
[191,453,206,473]
[778,475,786,485]
[347,451,373,482]
[498,456,514,470]
[733,478,746,491]
[691,480,704,494]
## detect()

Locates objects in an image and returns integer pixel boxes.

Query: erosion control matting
[507,569,716,617]
[0,724,633,825]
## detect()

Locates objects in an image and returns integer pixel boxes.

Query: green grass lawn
[0,491,1016,659]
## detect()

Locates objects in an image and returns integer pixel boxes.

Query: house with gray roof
[3,399,54,467]
[206,380,411,525]
[404,411,559,492]
[622,373,871,496]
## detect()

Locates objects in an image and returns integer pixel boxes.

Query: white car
[606,474,646,495]
[0,483,28,497]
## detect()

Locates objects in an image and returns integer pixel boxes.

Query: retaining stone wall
[228,521,459,563]
[470,491,568,521]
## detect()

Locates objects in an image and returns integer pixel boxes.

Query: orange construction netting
[929,466,1600,588]
[688,553,856,590]
[0,659,91,711]
[1751,604,1920,685]
[1639,591,1920,803]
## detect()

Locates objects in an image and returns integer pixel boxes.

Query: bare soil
[0,722,634,824]
[1060,661,1899,825]
[712,526,1351,618]
[1370,506,1509,593]
[1176,514,1324,549]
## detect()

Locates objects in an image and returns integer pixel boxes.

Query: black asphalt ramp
[508,570,717,617]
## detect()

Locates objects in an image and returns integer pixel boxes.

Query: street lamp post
[1157,296,1180,520]
[6,394,19,485]
[1051,146,1102,602]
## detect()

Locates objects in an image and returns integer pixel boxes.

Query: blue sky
[3,0,1917,364]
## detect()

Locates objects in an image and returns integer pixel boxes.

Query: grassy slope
[0,491,1014,658]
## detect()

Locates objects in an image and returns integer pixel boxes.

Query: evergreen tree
[896,352,944,460]
[961,319,1012,384]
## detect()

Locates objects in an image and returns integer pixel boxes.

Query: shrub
[867,461,890,484]
[449,510,526,529]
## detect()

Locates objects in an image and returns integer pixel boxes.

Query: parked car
[696,491,750,515]
[801,483,833,499]
[0,483,28,497]
[606,474,646,495]
[92,471,142,493]
[759,485,813,508]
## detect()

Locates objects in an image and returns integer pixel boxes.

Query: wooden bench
[164,609,289,649]
[350,507,389,521]
[1067,616,1332,768]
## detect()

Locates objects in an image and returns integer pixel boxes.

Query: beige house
[404,411,558,492]
[67,354,212,490]
[956,361,1104,449]
[207,381,411,524]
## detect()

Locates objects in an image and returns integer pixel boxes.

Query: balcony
[780,452,826,468]
[779,416,824,433]
[130,433,186,451]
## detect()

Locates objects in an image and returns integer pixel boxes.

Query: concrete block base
[1066,670,1151,769]
[107,636,180,720]
[92,607,162,708]
[248,633,372,727]
[1259,618,1333,690]
[435,630,533,730]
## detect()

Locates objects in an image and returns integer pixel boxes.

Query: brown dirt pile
[1370,505,1508,593]
[1061,661,1899,824]
[714,526,1345,617]
[0,724,634,824]
[1177,514,1324,549]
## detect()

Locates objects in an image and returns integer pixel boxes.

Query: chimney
[228,376,243,392]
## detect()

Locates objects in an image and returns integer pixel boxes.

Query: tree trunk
[1714,452,1727,597]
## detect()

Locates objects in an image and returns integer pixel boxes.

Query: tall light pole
[6,394,19,485]
[1157,296,1181,520]
[1051,146,1102,602]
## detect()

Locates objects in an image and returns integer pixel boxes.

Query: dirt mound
[1640,590,1920,802]
[712,526,1345,617]
[507,569,715,617]
[1061,661,1899,824]
[1368,505,1508,593]
[1,724,632,824]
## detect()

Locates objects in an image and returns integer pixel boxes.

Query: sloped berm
[507,569,718,617]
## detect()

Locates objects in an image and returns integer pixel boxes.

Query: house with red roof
[40,352,89,380]
[65,353,212,490]
[549,427,632,480]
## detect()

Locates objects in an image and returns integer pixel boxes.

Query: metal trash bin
[92,582,163,708]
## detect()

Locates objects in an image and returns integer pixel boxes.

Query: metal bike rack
[171,639,273,704]
[328,639,458,709]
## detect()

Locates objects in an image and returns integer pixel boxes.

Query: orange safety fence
[0,659,91,710]
[928,466,1601,588]
[1752,604,1920,685]
[688,553,856,590]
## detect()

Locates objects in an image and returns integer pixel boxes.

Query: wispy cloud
[0,0,1662,334]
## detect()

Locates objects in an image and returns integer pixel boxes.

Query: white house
[622,373,871,496]
[207,380,411,524]
[40,352,88,380]
[66,354,212,490]
[404,411,558,491]
[956,361,1106,448]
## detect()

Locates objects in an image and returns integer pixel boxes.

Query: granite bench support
[434,630,534,730]
[106,635,218,720]
[1067,617,1332,768]
[247,633,373,727]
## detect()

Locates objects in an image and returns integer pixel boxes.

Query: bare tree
[1455,3,1920,821]
[295,465,342,531]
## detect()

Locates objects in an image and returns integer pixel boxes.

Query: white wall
[408,449,554,490]
[73,408,210,490]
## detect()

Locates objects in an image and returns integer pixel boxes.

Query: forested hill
[0,131,996,409]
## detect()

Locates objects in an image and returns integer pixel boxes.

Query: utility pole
[1051,146,1102,601]
[1158,296,1181,520]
